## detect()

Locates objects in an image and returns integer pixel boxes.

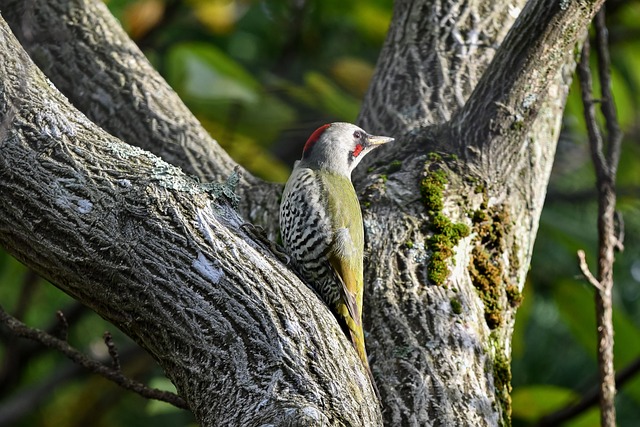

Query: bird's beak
[367,135,395,146]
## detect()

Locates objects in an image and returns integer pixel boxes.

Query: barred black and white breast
[279,166,342,307]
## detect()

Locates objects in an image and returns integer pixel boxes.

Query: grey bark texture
[0,0,605,426]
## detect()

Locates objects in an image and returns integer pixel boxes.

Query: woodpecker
[279,122,393,397]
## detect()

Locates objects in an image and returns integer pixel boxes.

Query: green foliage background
[0,1,638,425]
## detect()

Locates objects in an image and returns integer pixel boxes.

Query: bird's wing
[329,228,362,327]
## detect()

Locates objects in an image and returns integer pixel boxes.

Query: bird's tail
[342,312,381,400]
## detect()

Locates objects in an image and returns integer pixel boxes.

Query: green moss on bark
[450,298,462,314]
[420,165,469,286]
[420,169,446,214]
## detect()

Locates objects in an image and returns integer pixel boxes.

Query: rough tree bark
[0,0,605,426]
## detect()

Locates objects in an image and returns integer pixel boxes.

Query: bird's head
[299,122,394,176]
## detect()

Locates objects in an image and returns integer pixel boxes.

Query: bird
[279,122,394,398]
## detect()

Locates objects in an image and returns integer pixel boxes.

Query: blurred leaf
[123,0,165,39]
[512,385,601,426]
[352,2,392,43]
[609,67,634,130]
[232,95,297,145]
[553,281,598,355]
[303,72,361,122]
[615,40,640,104]
[330,57,375,98]
[199,118,290,182]
[616,139,640,187]
[102,0,136,20]
[553,280,640,403]
[553,280,640,363]
[511,385,578,421]
[166,42,260,104]
[537,207,598,263]
[613,311,640,367]
[563,407,602,427]
[187,0,246,35]
[617,2,640,29]
[165,42,296,151]
[227,31,260,62]
[22,281,76,329]
[146,377,181,415]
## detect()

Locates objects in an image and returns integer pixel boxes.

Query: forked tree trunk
[0,0,604,425]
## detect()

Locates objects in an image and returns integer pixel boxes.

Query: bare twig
[537,356,640,426]
[103,331,121,371]
[576,7,623,427]
[0,346,143,426]
[576,250,604,292]
[594,11,622,172]
[614,211,624,251]
[578,38,607,180]
[0,304,188,410]
[0,303,87,395]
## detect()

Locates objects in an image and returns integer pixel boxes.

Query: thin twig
[594,11,622,172]
[103,331,121,371]
[0,303,87,395]
[614,211,624,251]
[576,7,622,427]
[0,304,189,410]
[576,250,604,292]
[0,346,142,426]
[577,38,608,180]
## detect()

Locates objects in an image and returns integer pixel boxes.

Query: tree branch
[103,331,121,371]
[358,0,528,136]
[0,0,232,180]
[350,0,601,425]
[0,15,380,426]
[0,305,188,409]
[0,0,282,234]
[450,0,605,179]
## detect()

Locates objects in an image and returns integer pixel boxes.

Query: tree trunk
[0,0,604,426]
[354,1,601,424]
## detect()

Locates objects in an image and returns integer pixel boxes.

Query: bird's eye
[353,131,362,139]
